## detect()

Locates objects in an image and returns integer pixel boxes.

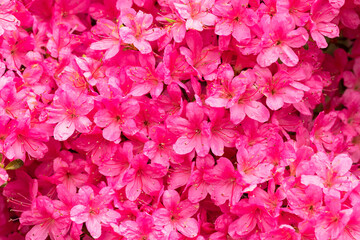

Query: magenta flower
[70,186,121,239]
[301,152,358,197]
[255,65,309,111]
[20,196,71,240]
[179,30,221,80]
[94,98,139,143]
[119,8,164,54]
[213,0,258,43]
[166,102,211,157]
[152,189,199,238]
[173,0,217,31]
[112,212,165,239]
[257,14,309,67]
[46,87,94,141]
[205,64,270,124]
[122,154,166,201]
[308,0,340,49]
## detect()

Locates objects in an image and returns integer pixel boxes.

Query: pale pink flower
[301,152,358,197]
[70,186,121,239]
[166,102,211,157]
[179,30,221,81]
[152,189,199,238]
[308,0,340,49]
[122,154,166,201]
[20,196,71,240]
[90,18,122,60]
[93,98,139,143]
[119,8,164,54]
[0,168,8,186]
[213,0,258,43]
[257,14,308,67]
[46,87,94,141]
[173,0,217,31]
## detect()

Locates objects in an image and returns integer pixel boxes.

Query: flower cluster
[0,0,360,239]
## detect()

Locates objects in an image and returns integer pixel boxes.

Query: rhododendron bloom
[46,87,94,141]
[153,190,199,238]
[70,186,121,239]
[167,102,211,157]
[20,196,70,240]
[173,0,217,31]
[119,8,164,54]
[257,15,309,67]
[0,0,359,239]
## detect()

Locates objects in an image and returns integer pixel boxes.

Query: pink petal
[244,101,270,123]
[266,94,284,110]
[177,217,199,238]
[86,217,102,239]
[230,104,246,124]
[232,22,251,43]
[26,224,50,240]
[173,136,196,155]
[70,205,90,224]
[279,44,299,67]
[74,116,92,133]
[257,46,280,67]
[332,154,352,176]
[54,118,75,141]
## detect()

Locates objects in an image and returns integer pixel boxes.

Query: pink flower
[301,152,358,197]
[205,64,270,124]
[122,154,166,201]
[20,196,71,240]
[255,65,309,111]
[208,108,238,156]
[112,212,165,239]
[94,98,139,143]
[228,199,277,238]
[179,30,221,81]
[143,125,181,167]
[204,157,251,206]
[152,189,199,238]
[90,19,122,60]
[50,151,88,194]
[173,0,217,31]
[186,154,214,203]
[70,186,121,239]
[10,117,49,160]
[126,53,165,98]
[314,197,353,240]
[237,144,273,186]
[119,8,164,54]
[257,14,308,67]
[308,0,340,49]
[213,0,258,43]
[166,102,211,157]
[46,87,94,141]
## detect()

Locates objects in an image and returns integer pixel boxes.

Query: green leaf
[5,159,24,170]
[0,182,7,188]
